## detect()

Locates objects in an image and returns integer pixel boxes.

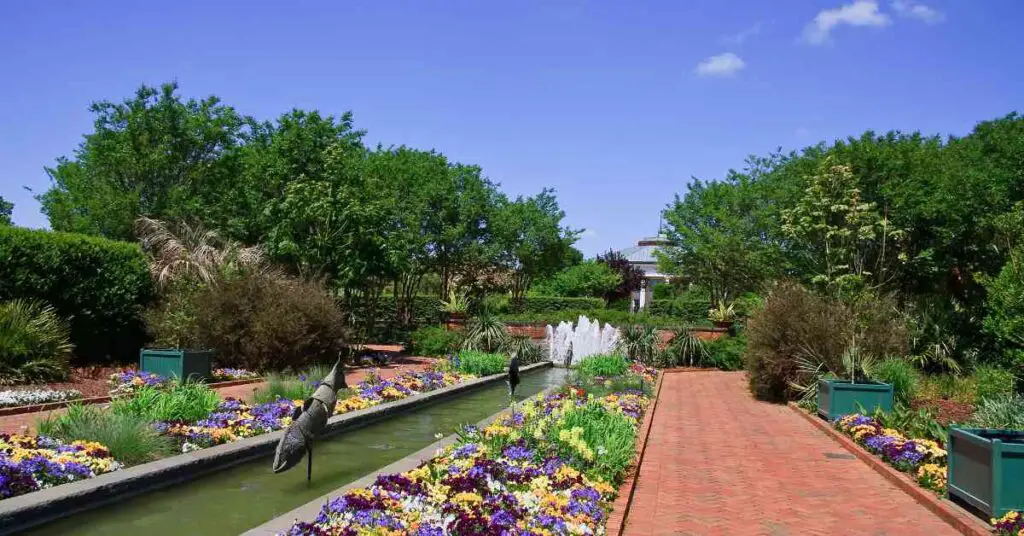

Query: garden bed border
[605,369,664,535]
[0,378,265,417]
[0,362,551,536]
[788,402,991,536]
[242,383,565,535]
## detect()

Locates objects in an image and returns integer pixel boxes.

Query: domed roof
[617,234,671,264]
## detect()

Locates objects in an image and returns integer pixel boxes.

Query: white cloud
[803,1,891,45]
[694,53,746,77]
[720,21,763,45]
[580,229,598,238]
[892,0,945,24]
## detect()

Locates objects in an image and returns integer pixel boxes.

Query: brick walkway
[0,356,436,435]
[623,371,959,536]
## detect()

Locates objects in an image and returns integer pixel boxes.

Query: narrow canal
[26,367,567,536]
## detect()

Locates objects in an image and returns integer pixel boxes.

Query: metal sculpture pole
[272,359,345,481]
[507,355,520,406]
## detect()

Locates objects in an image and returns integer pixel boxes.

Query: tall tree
[0,196,12,225]
[596,249,644,303]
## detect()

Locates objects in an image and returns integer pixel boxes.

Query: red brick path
[622,371,959,536]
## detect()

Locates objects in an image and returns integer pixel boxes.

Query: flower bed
[833,414,948,493]
[0,389,82,409]
[212,368,260,381]
[284,379,651,534]
[0,434,122,500]
[108,369,171,396]
[155,369,473,453]
[994,511,1024,534]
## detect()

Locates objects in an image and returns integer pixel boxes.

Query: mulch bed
[911,398,976,426]
[4,367,119,398]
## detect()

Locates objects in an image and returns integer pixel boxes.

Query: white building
[616,235,672,310]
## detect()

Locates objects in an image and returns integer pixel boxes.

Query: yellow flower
[453,492,484,506]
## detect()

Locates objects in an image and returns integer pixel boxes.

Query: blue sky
[2,1,1022,256]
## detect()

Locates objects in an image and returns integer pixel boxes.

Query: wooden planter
[948,427,1024,518]
[816,379,893,421]
[140,348,213,382]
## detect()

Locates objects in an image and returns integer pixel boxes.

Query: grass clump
[967,395,1024,430]
[38,404,174,465]
[455,350,506,376]
[110,380,220,423]
[871,358,918,406]
[550,402,638,485]
[576,354,629,377]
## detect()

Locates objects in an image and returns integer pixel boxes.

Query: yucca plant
[439,288,469,315]
[0,300,73,385]
[663,329,709,368]
[617,325,659,366]
[461,313,509,353]
[708,300,737,324]
[790,341,875,403]
[500,334,542,364]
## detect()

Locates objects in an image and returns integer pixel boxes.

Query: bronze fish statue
[272,359,345,480]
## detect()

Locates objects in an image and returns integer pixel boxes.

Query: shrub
[38,404,174,465]
[704,335,746,371]
[661,330,709,368]
[744,282,907,402]
[461,314,509,353]
[149,272,347,372]
[497,309,690,329]
[0,227,154,364]
[871,358,918,406]
[648,299,709,322]
[576,354,629,377]
[967,395,1024,430]
[972,364,1016,403]
[529,262,621,299]
[917,373,976,404]
[516,297,605,313]
[618,325,660,365]
[455,350,507,376]
[110,381,221,423]
[500,334,543,364]
[409,326,462,357]
[0,300,73,385]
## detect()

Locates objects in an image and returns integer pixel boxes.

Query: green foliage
[461,313,509,353]
[38,404,174,465]
[0,196,11,225]
[499,334,543,365]
[0,300,73,385]
[647,299,709,322]
[917,373,977,405]
[575,354,629,377]
[703,335,746,371]
[497,309,690,329]
[253,373,318,405]
[110,381,221,423]
[871,358,918,406]
[617,325,660,365]
[550,402,637,485]
[439,288,469,314]
[515,297,606,313]
[871,405,947,444]
[410,326,462,357]
[0,226,154,364]
[455,350,507,376]
[661,330,709,368]
[529,261,621,299]
[596,250,645,303]
[972,364,1017,403]
[967,395,1024,431]
[707,301,736,323]
[570,371,653,398]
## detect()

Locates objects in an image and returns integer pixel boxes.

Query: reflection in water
[26,367,566,536]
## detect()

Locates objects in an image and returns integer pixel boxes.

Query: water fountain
[545,315,620,366]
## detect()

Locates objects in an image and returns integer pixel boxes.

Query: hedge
[496,309,695,329]
[648,298,709,322]
[0,227,155,364]
[511,297,606,313]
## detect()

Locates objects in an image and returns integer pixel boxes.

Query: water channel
[26,366,567,536]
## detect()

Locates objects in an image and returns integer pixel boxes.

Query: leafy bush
[872,358,918,406]
[0,300,73,385]
[110,381,221,423]
[967,395,1024,430]
[550,402,637,484]
[38,404,174,465]
[455,350,507,376]
[500,334,543,364]
[871,405,947,444]
[149,272,347,372]
[461,314,509,353]
[972,364,1016,403]
[0,227,155,364]
[648,299,709,322]
[410,326,462,357]
[704,335,746,371]
[516,297,605,313]
[661,330,709,368]
[576,354,629,377]
[744,282,908,402]
[917,373,976,404]
[498,309,692,329]
[529,262,621,299]
[618,325,660,365]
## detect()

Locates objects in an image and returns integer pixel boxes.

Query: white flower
[0,389,82,408]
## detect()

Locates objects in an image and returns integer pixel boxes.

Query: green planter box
[816,379,893,421]
[948,427,1024,518]
[139,348,213,382]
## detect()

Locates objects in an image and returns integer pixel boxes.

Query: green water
[25,367,565,536]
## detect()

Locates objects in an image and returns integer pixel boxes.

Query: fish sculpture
[507,354,520,402]
[272,359,345,481]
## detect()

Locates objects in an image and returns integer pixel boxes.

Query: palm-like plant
[790,341,875,403]
[617,325,660,365]
[663,329,709,368]
[135,216,270,289]
[708,301,737,323]
[461,313,509,353]
[0,300,73,385]
[500,334,542,364]
[439,288,469,315]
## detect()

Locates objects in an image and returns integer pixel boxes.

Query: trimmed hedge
[511,297,605,313]
[497,309,697,329]
[0,227,155,364]
[648,298,709,322]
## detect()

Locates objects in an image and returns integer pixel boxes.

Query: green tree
[0,196,12,225]
[492,189,580,303]
[37,82,251,240]
[530,261,621,298]
[596,250,644,303]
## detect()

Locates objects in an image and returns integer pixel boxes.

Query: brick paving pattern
[0,355,436,434]
[623,371,959,536]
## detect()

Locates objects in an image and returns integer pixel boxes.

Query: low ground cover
[284,366,656,535]
[833,413,948,494]
[0,433,123,500]
[0,388,81,408]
